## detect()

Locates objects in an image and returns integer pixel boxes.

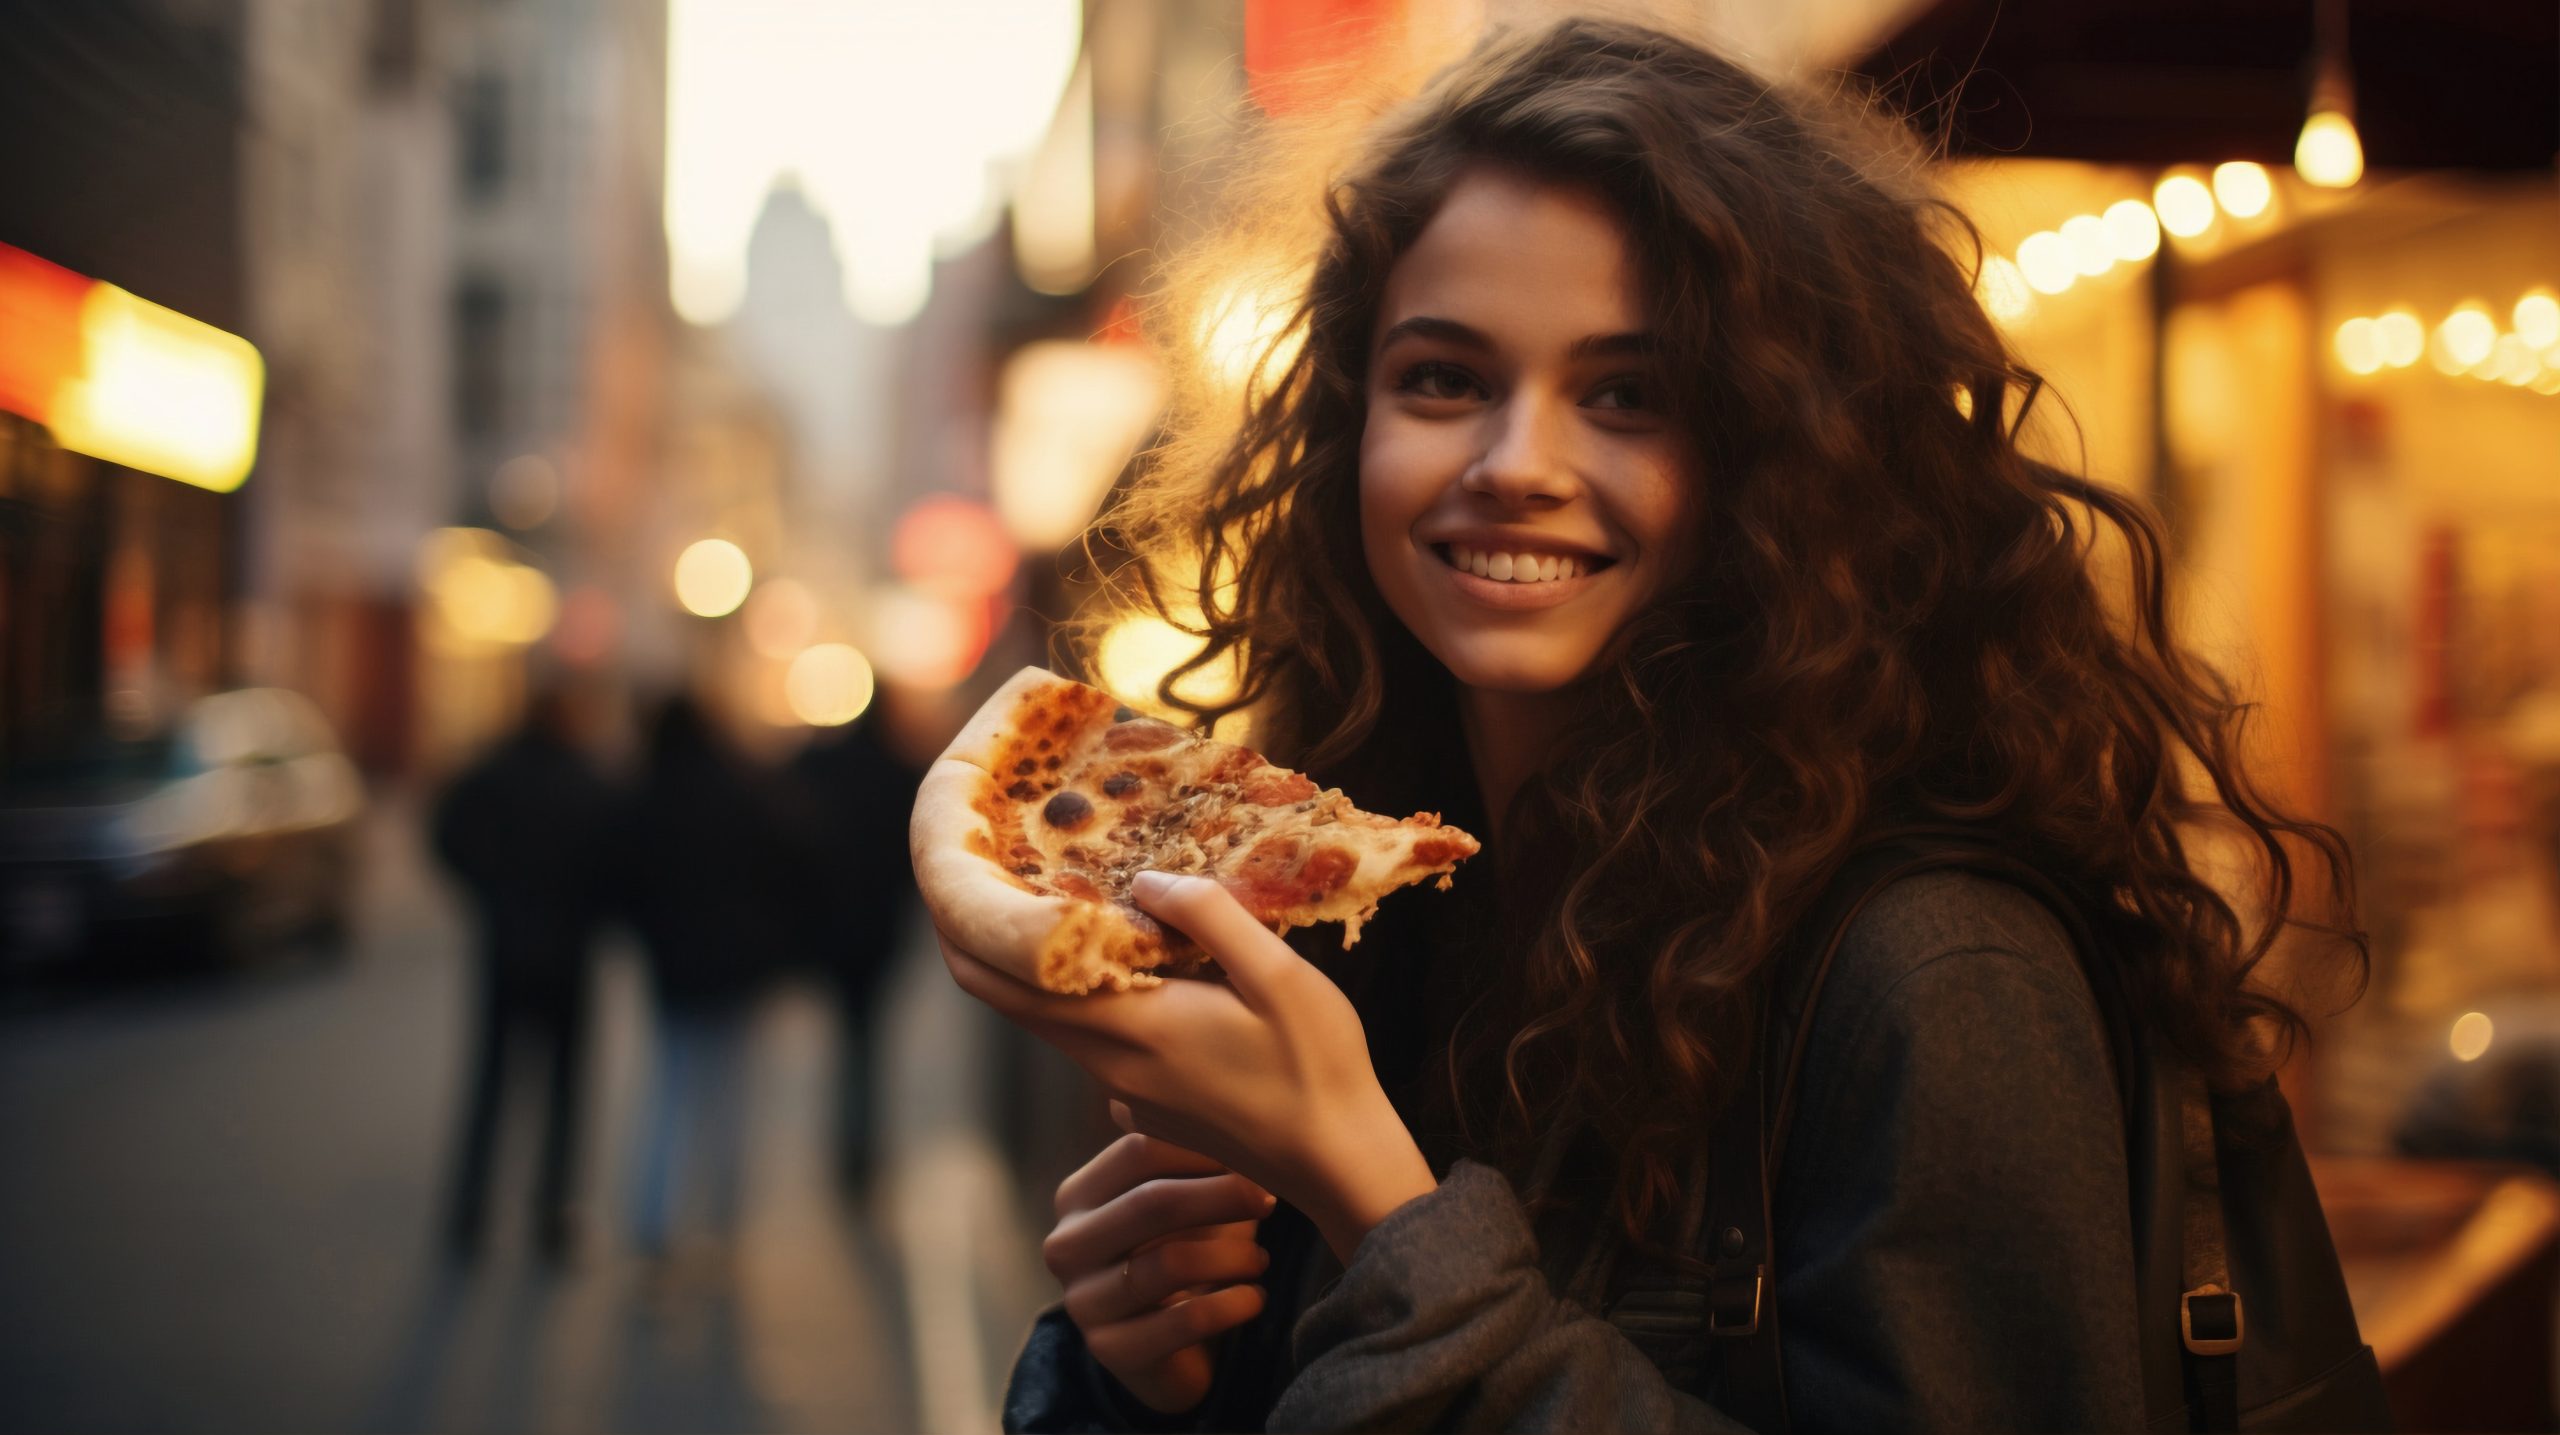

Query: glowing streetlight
[2296,110,2364,189]
[674,538,753,617]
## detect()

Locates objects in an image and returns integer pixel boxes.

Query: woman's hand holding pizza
[939,870,1439,1265]
[1046,1131,1275,1415]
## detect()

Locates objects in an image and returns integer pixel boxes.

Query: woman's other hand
[1047,1131,1276,1415]
[939,870,1438,1264]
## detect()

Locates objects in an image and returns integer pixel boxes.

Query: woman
[944,17,2364,1431]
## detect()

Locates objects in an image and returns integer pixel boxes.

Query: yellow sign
[0,242,263,492]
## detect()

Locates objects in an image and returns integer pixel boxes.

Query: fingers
[1042,1173,1278,1282]
[1128,872,1301,1004]
[1056,1132,1259,1217]
[1062,1229,1271,1329]
[1082,1283,1268,1376]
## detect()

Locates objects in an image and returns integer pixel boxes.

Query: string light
[2101,200,2161,263]
[2153,175,2216,239]
[2210,162,2273,220]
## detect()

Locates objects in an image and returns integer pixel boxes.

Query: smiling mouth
[1431,543,1617,584]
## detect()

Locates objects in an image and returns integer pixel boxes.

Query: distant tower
[729,178,896,520]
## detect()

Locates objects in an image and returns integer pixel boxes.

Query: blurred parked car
[0,689,364,971]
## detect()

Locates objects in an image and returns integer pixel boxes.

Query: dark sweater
[1005,869,2147,1433]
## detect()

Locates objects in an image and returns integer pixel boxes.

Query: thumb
[1130,870,1299,1003]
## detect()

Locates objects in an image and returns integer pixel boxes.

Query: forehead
[1376,166,1642,343]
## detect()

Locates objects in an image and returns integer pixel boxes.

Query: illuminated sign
[0,242,264,493]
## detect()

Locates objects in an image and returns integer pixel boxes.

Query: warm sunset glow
[663,0,1082,325]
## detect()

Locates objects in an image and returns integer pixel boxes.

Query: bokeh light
[2016,232,2076,295]
[2333,318,2382,376]
[867,586,992,689]
[2101,199,2161,263]
[2375,311,2425,369]
[2060,214,2114,277]
[1095,613,1241,712]
[2437,306,2498,370]
[743,577,821,659]
[891,495,1018,600]
[489,454,560,530]
[673,538,753,617]
[2514,291,2560,350]
[2153,175,2216,239]
[2210,161,2273,220]
[991,341,1165,550]
[2451,1011,2494,1062]
[784,642,876,726]
[2296,110,2365,188]
[1974,255,2033,325]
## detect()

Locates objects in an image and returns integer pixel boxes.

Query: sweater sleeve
[1272,880,2146,1433]
[1270,1160,1751,1433]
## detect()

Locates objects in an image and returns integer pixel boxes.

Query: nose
[1460,392,1579,508]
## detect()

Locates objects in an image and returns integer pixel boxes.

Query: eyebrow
[1375,314,1656,360]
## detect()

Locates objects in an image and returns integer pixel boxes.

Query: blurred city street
[0,792,1051,1434]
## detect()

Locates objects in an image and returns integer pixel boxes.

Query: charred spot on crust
[1011,862,1043,877]
[1102,770,1142,798]
[1042,791,1095,830]
[1012,759,1038,776]
[1037,737,1052,751]
[1043,754,1063,770]
[1006,780,1038,801]
[1113,705,1138,722]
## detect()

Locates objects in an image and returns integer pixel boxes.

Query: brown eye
[1394,360,1483,402]
[1586,375,1654,411]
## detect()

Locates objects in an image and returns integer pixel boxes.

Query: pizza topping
[1043,791,1096,830]
[1102,770,1143,797]
[1114,705,1139,722]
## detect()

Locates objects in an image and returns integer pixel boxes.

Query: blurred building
[0,0,254,766]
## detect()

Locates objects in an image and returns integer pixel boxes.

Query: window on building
[453,278,507,439]
[457,70,508,202]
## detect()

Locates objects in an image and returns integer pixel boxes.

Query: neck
[1457,684,1579,843]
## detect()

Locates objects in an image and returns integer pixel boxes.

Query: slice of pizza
[909,666,1480,994]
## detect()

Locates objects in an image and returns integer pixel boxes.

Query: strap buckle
[2180,1283,2244,1356]
[1707,1265,1765,1337]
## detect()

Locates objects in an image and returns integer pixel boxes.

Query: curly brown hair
[1082,15,2366,1242]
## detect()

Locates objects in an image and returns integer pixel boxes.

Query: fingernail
[1131,870,1171,902]
[1261,1193,1278,1211]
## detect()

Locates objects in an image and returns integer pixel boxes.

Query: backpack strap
[1703,831,2168,1430]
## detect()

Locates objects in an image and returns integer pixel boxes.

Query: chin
[1421,632,1607,695]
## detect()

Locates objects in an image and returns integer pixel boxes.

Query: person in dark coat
[619,694,794,1256]
[781,712,924,1195]
[430,682,616,1261]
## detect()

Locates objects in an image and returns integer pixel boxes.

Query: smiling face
[1358,166,1693,697]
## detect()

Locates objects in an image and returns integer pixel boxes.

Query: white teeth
[1445,545,1593,584]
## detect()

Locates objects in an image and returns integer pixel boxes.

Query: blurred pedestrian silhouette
[782,712,924,1195]
[619,694,794,1258]
[431,682,617,1261]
